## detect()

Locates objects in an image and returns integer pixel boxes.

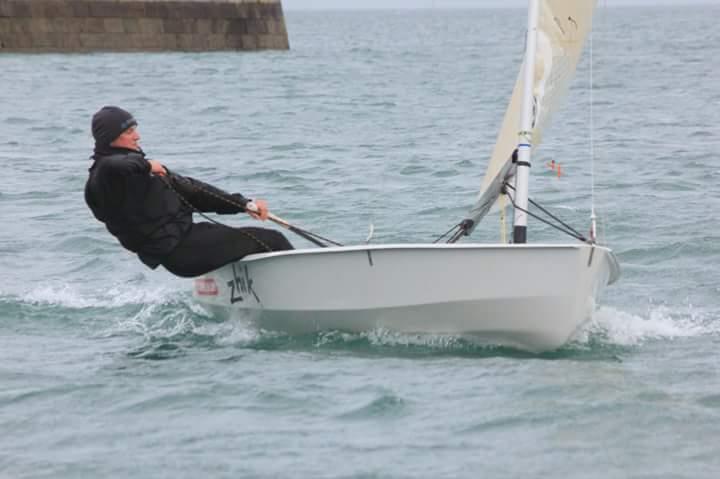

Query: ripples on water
[1,6,719,478]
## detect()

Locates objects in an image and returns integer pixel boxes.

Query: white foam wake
[19,281,179,309]
[10,282,718,352]
[574,304,717,347]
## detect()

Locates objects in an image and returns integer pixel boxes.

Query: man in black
[85,106,293,277]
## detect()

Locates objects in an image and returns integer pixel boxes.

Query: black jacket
[85,147,248,268]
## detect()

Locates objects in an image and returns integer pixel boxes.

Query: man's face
[110,125,141,151]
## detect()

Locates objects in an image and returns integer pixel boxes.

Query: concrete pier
[0,0,289,52]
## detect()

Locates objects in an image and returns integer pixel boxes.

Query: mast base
[513,225,527,244]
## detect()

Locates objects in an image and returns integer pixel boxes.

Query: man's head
[92,106,140,150]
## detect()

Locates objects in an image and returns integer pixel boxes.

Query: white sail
[465,0,597,235]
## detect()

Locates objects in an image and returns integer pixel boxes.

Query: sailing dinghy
[193,0,620,352]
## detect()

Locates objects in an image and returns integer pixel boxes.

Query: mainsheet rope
[160,174,275,252]
[159,172,342,249]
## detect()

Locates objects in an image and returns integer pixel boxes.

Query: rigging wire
[433,222,464,244]
[367,148,390,243]
[433,182,591,244]
[589,0,611,243]
[504,186,588,243]
[590,4,596,242]
[503,183,586,240]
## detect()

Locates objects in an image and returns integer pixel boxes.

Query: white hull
[193,243,620,352]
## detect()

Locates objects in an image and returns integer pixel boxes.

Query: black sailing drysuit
[84,146,292,277]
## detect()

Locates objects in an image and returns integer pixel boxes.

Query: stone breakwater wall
[0,0,289,52]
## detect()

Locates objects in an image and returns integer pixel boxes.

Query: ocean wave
[3,116,34,125]
[336,392,409,420]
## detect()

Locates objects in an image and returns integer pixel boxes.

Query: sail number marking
[227,263,260,304]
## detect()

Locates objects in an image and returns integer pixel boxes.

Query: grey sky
[283,0,715,10]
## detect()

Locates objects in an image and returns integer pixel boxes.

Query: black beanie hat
[91,106,137,146]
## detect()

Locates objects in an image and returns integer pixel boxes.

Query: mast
[513,0,540,244]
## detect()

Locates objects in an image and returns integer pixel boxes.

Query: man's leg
[161,223,293,277]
